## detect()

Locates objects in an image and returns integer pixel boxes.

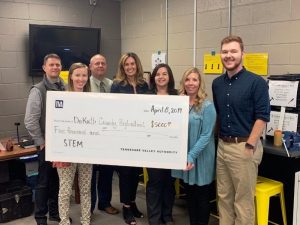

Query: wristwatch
[245,142,255,150]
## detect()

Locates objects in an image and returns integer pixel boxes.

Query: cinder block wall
[121,0,300,99]
[2,0,300,138]
[0,0,121,138]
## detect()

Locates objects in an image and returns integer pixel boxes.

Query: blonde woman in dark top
[111,52,148,225]
[111,52,148,94]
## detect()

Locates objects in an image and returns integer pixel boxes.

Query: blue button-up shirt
[212,68,270,137]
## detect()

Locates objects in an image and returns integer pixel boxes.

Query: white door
[293,171,300,225]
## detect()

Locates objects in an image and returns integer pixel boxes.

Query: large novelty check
[46,92,189,169]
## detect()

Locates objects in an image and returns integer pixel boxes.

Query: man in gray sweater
[24,53,65,225]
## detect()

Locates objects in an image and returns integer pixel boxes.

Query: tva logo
[55,100,64,108]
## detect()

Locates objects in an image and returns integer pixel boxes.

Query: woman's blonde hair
[179,67,207,111]
[115,52,145,85]
[68,62,90,92]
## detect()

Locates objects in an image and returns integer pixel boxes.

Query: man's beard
[223,58,242,72]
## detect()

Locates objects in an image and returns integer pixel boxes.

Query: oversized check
[46,91,189,169]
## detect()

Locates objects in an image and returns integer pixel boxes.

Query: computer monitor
[29,24,101,76]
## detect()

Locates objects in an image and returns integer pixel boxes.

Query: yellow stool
[142,167,148,188]
[255,176,287,225]
[142,168,183,198]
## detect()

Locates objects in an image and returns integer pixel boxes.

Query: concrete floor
[5,174,219,225]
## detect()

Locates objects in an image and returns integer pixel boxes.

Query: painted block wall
[121,0,300,99]
[0,0,121,138]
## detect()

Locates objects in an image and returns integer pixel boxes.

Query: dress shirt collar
[90,75,110,92]
[224,67,245,81]
[90,75,101,87]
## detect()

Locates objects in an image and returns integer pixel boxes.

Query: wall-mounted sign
[203,54,223,74]
[203,52,268,76]
[269,80,299,107]
[266,111,298,136]
[59,71,69,84]
[152,52,166,69]
[244,53,268,76]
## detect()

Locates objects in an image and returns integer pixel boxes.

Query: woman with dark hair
[111,52,148,225]
[146,63,177,225]
[53,63,92,225]
[148,63,177,95]
[172,67,216,225]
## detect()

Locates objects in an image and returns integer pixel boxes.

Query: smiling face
[221,41,243,76]
[155,67,169,89]
[123,56,137,79]
[43,57,62,80]
[184,72,200,97]
[70,67,89,92]
[89,55,107,80]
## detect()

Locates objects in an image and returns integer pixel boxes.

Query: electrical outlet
[89,0,97,6]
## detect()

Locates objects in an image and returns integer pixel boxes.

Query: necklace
[189,105,194,113]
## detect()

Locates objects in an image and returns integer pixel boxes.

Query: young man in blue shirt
[212,36,270,225]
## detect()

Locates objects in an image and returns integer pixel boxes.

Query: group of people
[24,35,270,225]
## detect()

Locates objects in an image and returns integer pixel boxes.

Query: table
[0,138,37,161]
[0,139,82,204]
[0,145,37,161]
[262,139,300,158]
[0,139,37,183]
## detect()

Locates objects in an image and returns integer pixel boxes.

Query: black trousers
[117,166,142,205]
[34,148,59,223]
[91,164,115,211]
[186,183,211,225]
[146,168,175,225]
